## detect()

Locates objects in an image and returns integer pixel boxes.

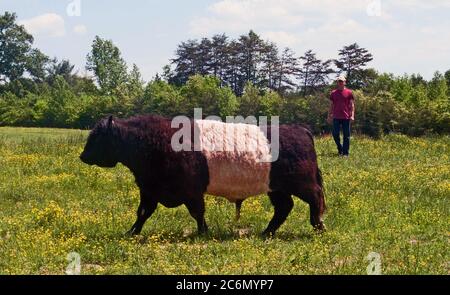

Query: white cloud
[188,0,391,42]
[73,24,87,35]
[189,0,450,37]
[190,0,319,35]
[312,19,370,34]
[189,0,372,35]
[260,31,301,47]
[19,13,65,38]
[389,0,450,9]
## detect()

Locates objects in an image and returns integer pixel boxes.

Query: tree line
[1,12,449,137]
[167,31,373,96]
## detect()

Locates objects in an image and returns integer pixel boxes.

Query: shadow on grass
[104,228,319,244]
[318,151,341,158]
[270,231,316,242]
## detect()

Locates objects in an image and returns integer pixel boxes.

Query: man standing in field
[327,75,355,157]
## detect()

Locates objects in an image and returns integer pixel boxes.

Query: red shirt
[330,88,354,120]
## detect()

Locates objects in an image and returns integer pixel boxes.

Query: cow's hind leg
[185,197,208,234]
[262,191,294,237]
[235,199,243,221]
[126,196,157,236]
[295,187,326,231]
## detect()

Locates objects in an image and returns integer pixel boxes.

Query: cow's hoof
[313,222,326,233]
[124,229,139,237]
[261,230,275,239]
[197,223,208,236]
[197,230,208,236]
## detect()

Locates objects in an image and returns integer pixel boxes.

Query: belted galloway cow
[80,115,326,236]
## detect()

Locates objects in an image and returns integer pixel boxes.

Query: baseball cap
[337,75,346,82]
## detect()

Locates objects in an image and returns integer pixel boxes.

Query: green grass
[0,127,448,274]
[0,127,86,142]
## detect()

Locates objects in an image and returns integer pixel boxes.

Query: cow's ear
[107,115,114,129]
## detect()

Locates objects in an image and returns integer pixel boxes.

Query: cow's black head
[80,116,120,168]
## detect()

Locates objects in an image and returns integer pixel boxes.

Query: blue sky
[2,0,450,81]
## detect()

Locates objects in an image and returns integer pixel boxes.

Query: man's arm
[327,100,334,124]
[349,94,355,121]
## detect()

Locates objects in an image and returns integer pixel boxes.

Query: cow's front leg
[185,197,208,234]
[126,192,157,236]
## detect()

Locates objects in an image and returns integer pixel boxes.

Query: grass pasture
[0,127,448,274]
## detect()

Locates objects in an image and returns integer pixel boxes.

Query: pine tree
[275,47,299,93]
[170,39,200,85]
[259,42,280,91]
[209,34,229,83]
[236,31,267,93]
[298,50,333,95]
[335,43,373,89]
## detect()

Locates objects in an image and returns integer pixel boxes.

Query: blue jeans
[332,119,351,155]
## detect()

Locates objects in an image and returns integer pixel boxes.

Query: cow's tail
[316,168,323,189]
[316,168,327,213]
[307,128,326,214]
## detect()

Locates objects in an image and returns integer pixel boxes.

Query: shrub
[180,75,238,118]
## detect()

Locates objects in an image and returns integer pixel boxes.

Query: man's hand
[350,100,355,122]
[327,115,333,125]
